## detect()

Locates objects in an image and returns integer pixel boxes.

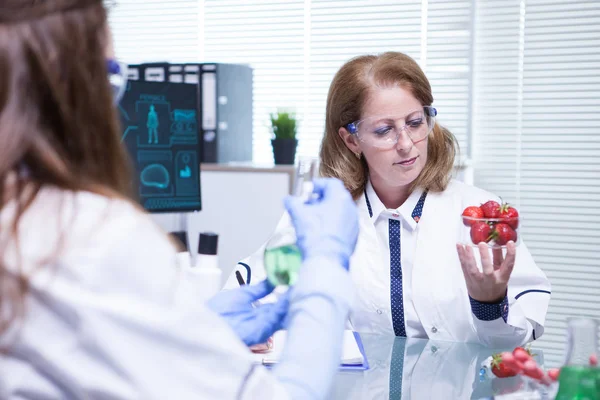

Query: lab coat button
[431,345,438,353]
[376,309,383,315]
[431,326,438,333]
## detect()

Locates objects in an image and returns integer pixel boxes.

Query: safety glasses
[346,106,437,149]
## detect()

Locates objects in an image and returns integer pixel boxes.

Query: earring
[354,152,361,159]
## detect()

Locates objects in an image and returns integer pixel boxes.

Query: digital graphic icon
[147,104,159,144]
[171,109,197,135]
[179,165,191,178]
[141,163,170,189]
[175,151,198,197]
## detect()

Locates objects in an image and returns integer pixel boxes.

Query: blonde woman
[227,52,551,348]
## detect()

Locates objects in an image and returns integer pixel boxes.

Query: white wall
[152,165,293,283]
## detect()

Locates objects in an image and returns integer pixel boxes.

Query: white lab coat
[0,187,290,399]
[225,179,551,347]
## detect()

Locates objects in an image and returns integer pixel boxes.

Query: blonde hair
[319,52,458,200]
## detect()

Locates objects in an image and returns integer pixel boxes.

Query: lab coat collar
[364,180,386,221]
[364,180,424,231]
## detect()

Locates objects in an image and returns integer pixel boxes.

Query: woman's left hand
[456,241,517,303]
[206,280,289,346]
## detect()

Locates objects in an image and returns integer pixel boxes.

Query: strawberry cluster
[491,346,560,385]
[462,201,519,246]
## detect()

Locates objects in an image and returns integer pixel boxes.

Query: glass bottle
[264,157,318,286]
[555,317,599,400]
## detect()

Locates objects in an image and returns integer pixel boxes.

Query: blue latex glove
[207,279,289,346]
[284,178,359,270]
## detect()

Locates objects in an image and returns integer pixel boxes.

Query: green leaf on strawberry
[492,223,517,245]
[499,203,519,229]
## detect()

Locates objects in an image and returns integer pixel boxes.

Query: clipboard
[255,330,369,371]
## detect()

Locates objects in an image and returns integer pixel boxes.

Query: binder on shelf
[127,62,253,164]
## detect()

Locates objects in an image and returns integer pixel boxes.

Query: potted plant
[270,110,298,165]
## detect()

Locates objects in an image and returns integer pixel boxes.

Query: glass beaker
[293,156,319,201]
[555,317,600,400]
[264,157,318,286]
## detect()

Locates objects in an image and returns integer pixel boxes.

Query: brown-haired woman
[227,52,550,348]
[0,1,361,398]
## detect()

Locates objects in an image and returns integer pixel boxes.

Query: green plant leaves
[270,111,297,140]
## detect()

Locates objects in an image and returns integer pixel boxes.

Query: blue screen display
[118,80,202,212]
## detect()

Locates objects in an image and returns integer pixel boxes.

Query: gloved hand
[284,178,359,270]
[207,280,289,346]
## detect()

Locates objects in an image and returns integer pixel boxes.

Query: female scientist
[227,52,551,348]
[0,1,360,399]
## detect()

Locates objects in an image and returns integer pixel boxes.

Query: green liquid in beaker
[264,244,302,286]
[555,366,600,400]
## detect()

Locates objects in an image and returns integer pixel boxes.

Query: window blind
[202,0,474,163]
[108,0,201,64]
[202,0,306,165]
[305,0,422,160]
[473,0,600,367]
[426,0,473,157]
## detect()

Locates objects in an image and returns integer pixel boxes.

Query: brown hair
[319,52,458,200]
[0,1,133,336]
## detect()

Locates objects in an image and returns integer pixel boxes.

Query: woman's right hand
[284,178,359,270]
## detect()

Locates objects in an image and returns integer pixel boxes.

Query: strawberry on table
[500,352,525,373]
[481,200,501,218]
[491,353,518,378]
[547,368,560,381]
[522,360,546,381]
[462,205,484,226]
[512,347,533,362]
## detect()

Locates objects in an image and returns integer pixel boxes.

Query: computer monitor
[118,80,202,213]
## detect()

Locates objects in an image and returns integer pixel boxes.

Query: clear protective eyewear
[107,59,129,104]
[346,106,437,149]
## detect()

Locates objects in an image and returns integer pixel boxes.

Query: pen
[235,270,246,286]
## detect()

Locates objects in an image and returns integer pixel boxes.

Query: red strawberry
[470,222,492,244]
[513,347,532,362]
[494,223,517,245]
[481,200,501,218]
[547,368,560,381]
[522,360,545,380]
[499,204,519,229]
[491,353,518,378]
[462,206,484,226]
